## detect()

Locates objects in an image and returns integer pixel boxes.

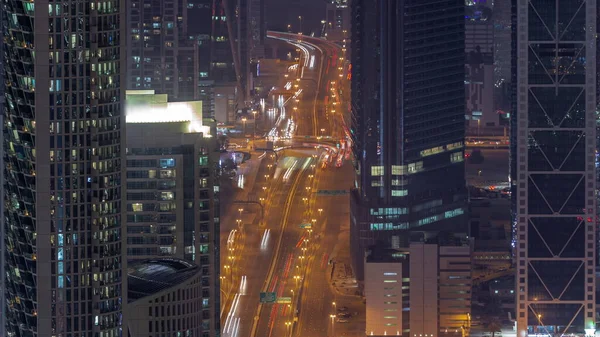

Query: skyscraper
[127,0,200,101]
[511,0,596,335]
[3,0,126,336]
[350,0,467,280]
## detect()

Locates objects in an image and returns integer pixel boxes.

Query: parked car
[337,306,348,312]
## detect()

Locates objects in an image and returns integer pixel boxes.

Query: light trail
[239,275,247,295]
[227,229,237,248]
[237,174,245,189]
[260,229,271,250]
[283,159,298,181]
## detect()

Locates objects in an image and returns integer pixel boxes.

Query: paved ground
[466,148,510,187]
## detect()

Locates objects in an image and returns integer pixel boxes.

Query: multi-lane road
[220,32,355,337]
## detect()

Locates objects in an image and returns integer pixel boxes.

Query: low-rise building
[126,258,206,337]
[365,234,472,337]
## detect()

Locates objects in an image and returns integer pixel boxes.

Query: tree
[483,317,502,337]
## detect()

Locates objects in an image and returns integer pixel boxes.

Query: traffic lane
[222,224,271,337]
[297,234,334,337]
[296,164,354,336]
[268,175,318,337]
[255,170,310,337]
[259,159,319,335]
[235,165,299,337]
[221,158,288,336]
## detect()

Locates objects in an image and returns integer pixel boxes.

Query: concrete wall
[410,243,439,337]
[365,262,403,336]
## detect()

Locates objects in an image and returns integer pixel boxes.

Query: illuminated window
[371,166,384,176]
[391,179,405,186]
[420,146,444,157]
[132,203,143,212]
[447,142,464,150]
[160,158,175,168]
[371,180,383,187]
[159,170,175,178]
[391,165,406,175]
[160,192,174,200]
[391,190,408,197]
[407,161,423,173]
[450,152,463,163]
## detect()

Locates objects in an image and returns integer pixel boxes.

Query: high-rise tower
[127,0,200,101]
[512,0,596,335]
[350,0,467,280]
[2,0,127,335]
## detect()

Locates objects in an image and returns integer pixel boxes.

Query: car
[337,313,351,318]
[337,306,348,312]
[336,318,349,323]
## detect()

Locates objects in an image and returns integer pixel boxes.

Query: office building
[2,0,126,335]
[493,0,511,88]
[511,0,596,335]
[126,258,207,337]
[466,50,496,127]
[350,0,467,280]
[127,0,200,101]
[365,235,471,337]
[325,0,350,41]
[249,0,266,59]
[124,90,221,336]
[465,4,493,54]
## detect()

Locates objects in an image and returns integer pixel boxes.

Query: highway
[220,31,354,337]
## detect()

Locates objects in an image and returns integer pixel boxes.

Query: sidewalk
[328,221,361,298]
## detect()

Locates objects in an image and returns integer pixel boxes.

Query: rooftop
[128,258,199,301]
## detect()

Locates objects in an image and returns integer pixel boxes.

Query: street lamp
[330,314,336,336]
[242,117,247,136]
[252,110,257,139]
[318,208,323,216]
[238,208,244,217]
[298,16,303,34]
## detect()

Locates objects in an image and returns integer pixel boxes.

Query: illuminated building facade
[512,0,597,335]
[2,0,126,335]
[124,90,221,336]
[350,0,467,280]
[126,0,200,101]
[325,0,350,40]
[365,237,471,337]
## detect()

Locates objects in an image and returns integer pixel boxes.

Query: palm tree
[484,317,502,337]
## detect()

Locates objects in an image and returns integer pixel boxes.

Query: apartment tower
[2,0,127,335]
[512,0,597,335]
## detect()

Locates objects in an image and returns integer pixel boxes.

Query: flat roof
[128,258,199,301]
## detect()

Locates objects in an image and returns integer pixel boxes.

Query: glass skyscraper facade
[2,0,126,335]
[350,0,467,280]
[512,0,597,334]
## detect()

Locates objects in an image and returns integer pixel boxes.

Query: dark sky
[265,0,327,35]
